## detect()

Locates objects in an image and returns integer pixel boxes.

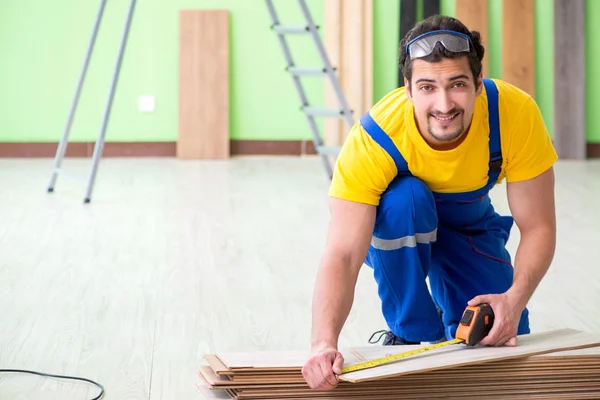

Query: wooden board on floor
[324,0,372,146]
[455,0,489,77]
[198,330,600,400]
[501,0,535,97]
[211,329,600,375]
[553,0,586,159]
[208,329,600,384]
[178,10,229,159]
[340,329,600,382]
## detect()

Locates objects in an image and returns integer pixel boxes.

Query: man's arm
[505,166,556,309]
[311,197,376,350]
[471,166,556,346]
[301,197,375,390]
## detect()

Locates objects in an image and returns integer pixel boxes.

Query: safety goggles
[405,30,473,59]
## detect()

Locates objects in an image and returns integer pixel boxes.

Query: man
[302,15,557,390]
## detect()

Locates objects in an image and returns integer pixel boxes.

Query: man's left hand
[467,293,525,347]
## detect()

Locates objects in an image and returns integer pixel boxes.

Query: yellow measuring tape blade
[340,338,464,374]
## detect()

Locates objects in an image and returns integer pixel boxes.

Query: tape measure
[340,303,495,374]
[340,337,463,373]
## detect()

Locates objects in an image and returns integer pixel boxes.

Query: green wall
[0,0,598,143]
[0,0,325,142]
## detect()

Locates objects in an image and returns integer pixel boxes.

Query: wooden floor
[0,156,599,399]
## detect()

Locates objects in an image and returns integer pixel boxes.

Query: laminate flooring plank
[178,10,230,159]
[455,0,489,76]
[207,336,600,375]
[398,0,417,86]
[502,0,535,96]
[339,329,600,382]
[553,0,586,158]
[423,0,440,18]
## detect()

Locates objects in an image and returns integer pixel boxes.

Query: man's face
[405,57,481,148]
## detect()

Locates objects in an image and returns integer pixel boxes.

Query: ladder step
[287,66,328,77]
[272,24,311,35]
[303,107,348,118]
[316,145,342,156]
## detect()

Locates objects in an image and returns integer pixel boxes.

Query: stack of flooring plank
[197,329,600,399]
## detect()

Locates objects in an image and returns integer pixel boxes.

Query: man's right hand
[301,347,345,390]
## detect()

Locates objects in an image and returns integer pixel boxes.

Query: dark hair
[398,15,485,88]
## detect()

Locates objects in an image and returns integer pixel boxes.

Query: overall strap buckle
[489,152,502,174]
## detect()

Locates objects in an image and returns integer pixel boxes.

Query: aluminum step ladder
[47,0,137,203]
[265,0,354,179]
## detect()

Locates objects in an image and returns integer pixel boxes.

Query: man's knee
[374,176,438,240]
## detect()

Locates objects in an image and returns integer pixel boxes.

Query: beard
[427,108,466,143]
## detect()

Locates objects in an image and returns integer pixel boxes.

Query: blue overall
[363,78,530,343]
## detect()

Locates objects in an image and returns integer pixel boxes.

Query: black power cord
[0,369,104,399]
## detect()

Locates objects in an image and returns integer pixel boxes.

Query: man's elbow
[320,244,366,278]
[520,221,556,255]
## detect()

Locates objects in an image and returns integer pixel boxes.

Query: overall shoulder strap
[482,78,503,183]
[359,111,411,176]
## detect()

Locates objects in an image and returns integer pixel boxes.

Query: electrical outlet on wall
[139,95,155,113]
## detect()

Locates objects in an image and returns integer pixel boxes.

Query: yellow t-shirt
[329,78,558,206]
